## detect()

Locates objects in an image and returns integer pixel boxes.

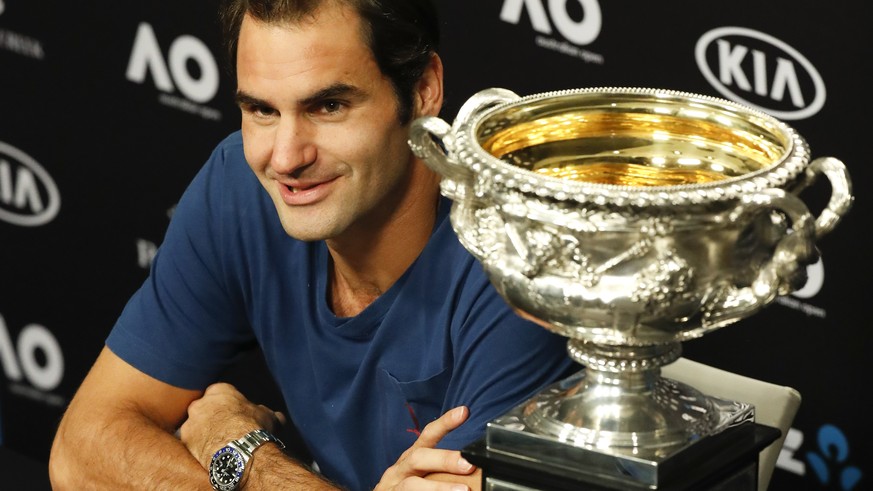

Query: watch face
[209,446,245,491]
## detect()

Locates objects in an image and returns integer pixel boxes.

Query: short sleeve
[106,135,256,390]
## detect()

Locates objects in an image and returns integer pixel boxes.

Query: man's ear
[413,53,444,119]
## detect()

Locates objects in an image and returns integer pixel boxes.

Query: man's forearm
[243,443,341,490]
[51,408,340,491]
[50,408,209,490]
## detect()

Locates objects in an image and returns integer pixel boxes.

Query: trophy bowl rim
[454,86,810,207]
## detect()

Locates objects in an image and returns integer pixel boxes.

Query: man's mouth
[277,177,337,205]
[286,179,331,192]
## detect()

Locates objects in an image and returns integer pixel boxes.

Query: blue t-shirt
[106,131,576,490]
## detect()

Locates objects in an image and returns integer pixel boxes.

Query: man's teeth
[287,183,319,193]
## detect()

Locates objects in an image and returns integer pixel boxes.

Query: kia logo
[695,27,825,120]
[0,141,61,227]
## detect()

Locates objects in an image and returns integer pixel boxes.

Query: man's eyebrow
[235,90,270,108]
[298,83,366,106]
[235,84,366,109]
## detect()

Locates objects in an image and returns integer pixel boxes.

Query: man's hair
[219,0,440,123]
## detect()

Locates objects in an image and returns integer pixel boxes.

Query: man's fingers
[375,409,475,491]
[203,382,239,396]
[393,475,471,491]
[414,406,469,449]
[250,404,284,432]
[406,447,475,476]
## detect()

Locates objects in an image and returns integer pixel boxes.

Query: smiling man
[48,1,575,490]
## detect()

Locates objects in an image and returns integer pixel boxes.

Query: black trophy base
[462,423,780,491]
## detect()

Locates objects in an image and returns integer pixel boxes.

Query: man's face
[236,5,417,242]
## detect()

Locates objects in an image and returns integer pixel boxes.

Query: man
[49,0,575,489]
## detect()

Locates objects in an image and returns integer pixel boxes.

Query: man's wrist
[208,429,284,491]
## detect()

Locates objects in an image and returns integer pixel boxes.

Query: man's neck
[326,162,441,317]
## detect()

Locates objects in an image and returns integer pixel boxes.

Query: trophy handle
[410,88,520,183]
[793,157,854,239]
[451,87,520,130]
[706,189,817,326]
[409,116,468,180]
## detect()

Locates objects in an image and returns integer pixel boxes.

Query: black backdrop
[1,1,869,490]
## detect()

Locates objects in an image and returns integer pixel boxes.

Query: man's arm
[181,384,479,490]
[179,383,339,490]
[49,346,208,489]
[50,347,340,490]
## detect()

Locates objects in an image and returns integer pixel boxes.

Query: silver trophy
[409,88,852,489]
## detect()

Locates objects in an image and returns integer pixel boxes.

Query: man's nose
[269,117,317,174]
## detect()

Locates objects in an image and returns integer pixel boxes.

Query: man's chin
[279,219,340,243]
[281,227,334,242]
[271,203,341,242]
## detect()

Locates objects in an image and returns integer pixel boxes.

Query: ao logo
[0,314,64,392]
[500,0,602,45]
[0,141,61,227]
[126,22,219,104]
[696,27,825,121]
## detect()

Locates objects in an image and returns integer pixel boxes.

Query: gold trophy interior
[480,99,787,187]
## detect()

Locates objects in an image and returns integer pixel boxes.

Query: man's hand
[375,406,479,491]
[178,382,286,469]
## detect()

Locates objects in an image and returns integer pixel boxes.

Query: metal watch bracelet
[234,429,285,454]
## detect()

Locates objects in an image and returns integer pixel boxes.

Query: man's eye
[243,104,275,118]
[318,100,344,114]
[253,106,275,117]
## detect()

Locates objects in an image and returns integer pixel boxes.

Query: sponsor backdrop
[0,1,868,489]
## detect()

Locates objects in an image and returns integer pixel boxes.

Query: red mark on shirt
[405,403,421,437]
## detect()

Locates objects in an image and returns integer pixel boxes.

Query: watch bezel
[209,445,247,491]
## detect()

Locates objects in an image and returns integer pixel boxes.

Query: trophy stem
[565,339,681,372]
[517,339,747,456]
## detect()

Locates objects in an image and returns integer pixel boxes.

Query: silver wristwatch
[208,429,285,491]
